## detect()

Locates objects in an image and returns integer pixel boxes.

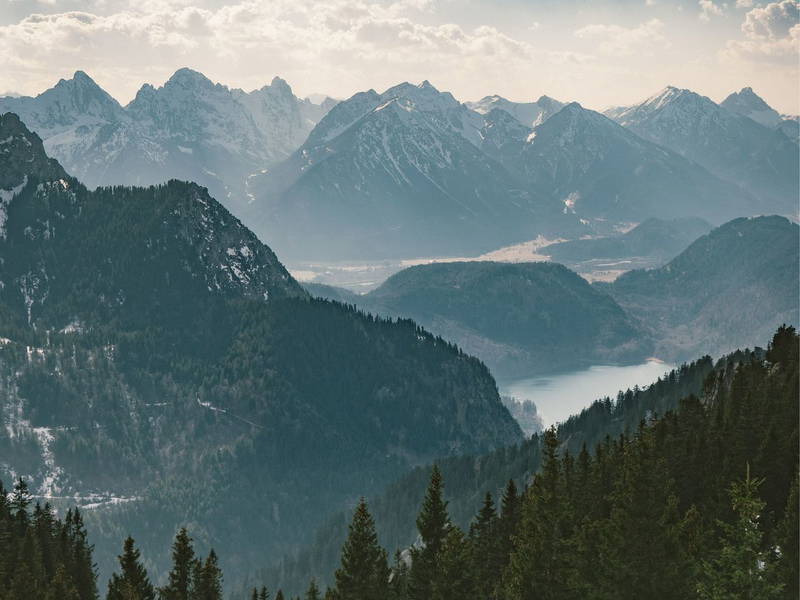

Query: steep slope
[355,261,651,378]
[255,338,774,595]
[540,217,713,264]
[0,69,335,220]
[720,86,783,128]
[607,86,798,214]
[776,115,800,143]
[466,94,564,127]
[251,81,582,261]
[514,103,755,226]
[0,113,521,586]
[604,215,799,361]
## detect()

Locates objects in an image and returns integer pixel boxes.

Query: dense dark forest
[4,328,795,599]
[249,349,716,593]
[0,479,96,599]
[253,327,798,598]
[0,112,521,587]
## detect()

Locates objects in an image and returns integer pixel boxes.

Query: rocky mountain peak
[0,112,67,189]
[165,67,216,90]
[721,86,782,128]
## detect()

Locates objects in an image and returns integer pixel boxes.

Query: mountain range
[602,215,799,361]
[605,86,799,214]
[307,214,798,376]
[2,75,796,264]
[249,81,582,261]
[721,86,800,142]
[251,83,791,261]
[0,112,520,586]
[540,217,713,265]
[0,69,336,220]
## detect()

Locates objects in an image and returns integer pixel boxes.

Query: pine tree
[431,526,472,600]
[697,471,783,600]
[107,537,155,600]
[194,550,223,600]
[45,565,81,600]
[388,550,409,600]
[468,492,499,600]
[408,465,450,600]
[496,479,520,573]
[10,478,31,526]
[504,427,570,600]
[159,528,195,600]
[68,508,98,600]
[304,578,321,600]
[772,473,798,598]
[275,590,285,600]
[333,498,389,600]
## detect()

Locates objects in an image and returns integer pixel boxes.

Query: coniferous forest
[0,60,798,600]
[1,327,796,599]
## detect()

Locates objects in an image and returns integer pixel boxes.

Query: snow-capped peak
[607,85,722,129]
[381,81,460,112]
[721,87,782,128]
[466,94,565,128]
[165,67,216,90]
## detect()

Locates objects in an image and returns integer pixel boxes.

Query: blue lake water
[500,360,676,428]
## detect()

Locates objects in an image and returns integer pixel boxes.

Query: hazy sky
[1,0,798,113]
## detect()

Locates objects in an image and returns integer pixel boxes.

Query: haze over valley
[0,1,798,598]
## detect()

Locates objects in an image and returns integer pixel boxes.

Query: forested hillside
[311,261,651,378]
[604,216,799,361]
[254,327,798,598]
[540,217,712,265]
[250,331,788,595]
[0,112,521,588]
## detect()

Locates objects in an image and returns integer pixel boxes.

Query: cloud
[0,0,549,101]
[741,0,799,38]
[724,0,800,62]
[699,0,724,21]
[736,0,754,7]
[574,18,666,56]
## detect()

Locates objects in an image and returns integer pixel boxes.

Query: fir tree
[468,492,499,600]
[194,550,223,600]
[431,526,472,600]
[772,473,798,598]
[107,537,155,600]
[408,465,450,600]
[159,528,195,600]
[304,579,321,600]
[697,472,784,600]
[505,428,569,599]
[333,498,389,600]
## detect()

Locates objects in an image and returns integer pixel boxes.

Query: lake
[500,360,676,428]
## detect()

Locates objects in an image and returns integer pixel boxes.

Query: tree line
[2,327,797,599]
[267,326,798,599]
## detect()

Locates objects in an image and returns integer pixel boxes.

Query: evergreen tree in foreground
[107,536,156,600]
[305,328,797,600]
[304,578,322,600]
[697,470,784,599]
[0,479,98,600]
[408,465,450,600]
[333,498,389,600]
[159,528,195,600]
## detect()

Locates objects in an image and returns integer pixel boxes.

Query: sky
[1,0,798,113]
